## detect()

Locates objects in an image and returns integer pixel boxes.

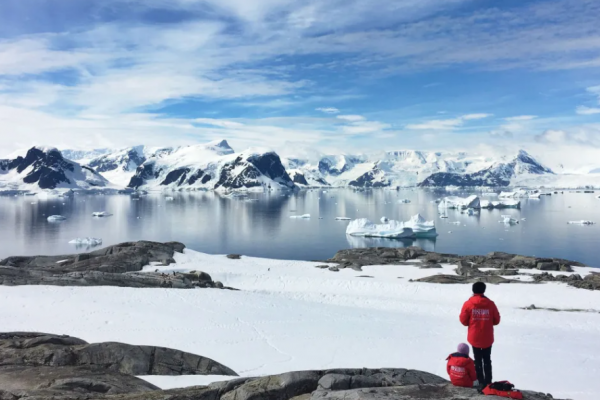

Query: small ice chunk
[290,214,311,219]
[450,221,461,225]
[398,199,411,203]
[568,220,595,225]
[47,215,67,222]
[380,216,389,223]
[335,217,351,220]
[500,215,519,225]
[92,211,113,217]
[69,238,102,246]
[165,196,174,201]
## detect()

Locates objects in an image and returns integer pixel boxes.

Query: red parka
[446,353,477,388]
[460,294,501,348]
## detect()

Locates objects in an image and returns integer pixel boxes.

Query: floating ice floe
[450,221,461,225]
[430,199,442,204]
[47,215,67,222]
[568,220,595,225]
[398,199,411,204]
[68,238,103,246]
[529,193,541,199]
[346,219,414,238]
[380,216,389,223]
[335,217,351,220]
[480,199,520,209]
[290,214,311,219]
[438,195,480,210]
[165,196,174,201]
[92,211,113,217]
[501,215,519,225]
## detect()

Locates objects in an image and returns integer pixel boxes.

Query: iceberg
[47,215,67,222]
[92,211,113,217]
[398,199,411,204]
[69,238,103,246]
[480,200,492,209]
[568,220,595,225]
[501,215,519,225]
[529,193,541,199]
[403,214,438,238]
[438,195,480,210]
[496,199,521,209]
[165,196,174,201]
[290,214,311,219]
[346,218,414,238]
[380,216,389,223]
[335,217,351,220]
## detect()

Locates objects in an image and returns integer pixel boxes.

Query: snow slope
[1,249,598,399]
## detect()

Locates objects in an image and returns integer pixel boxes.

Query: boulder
[416,275,516,285]
[227,254,242,260]
[537,262,560,271]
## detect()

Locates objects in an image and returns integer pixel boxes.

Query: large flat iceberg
[481,199,520,209]
[437,195,480,210]
[346,214,438,239]
[346,218,414,238]
[47,215,67,222]
[92,211,113,217]
[290,214,311,219]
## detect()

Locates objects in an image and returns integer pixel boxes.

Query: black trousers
[472,346,492,385]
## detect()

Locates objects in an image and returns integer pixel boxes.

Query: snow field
[0,249,598,399]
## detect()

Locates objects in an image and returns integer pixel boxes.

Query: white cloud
[337,115,365,122]
[316,107,340,114]
[576,106,600,115]
[406,113,492,130]
[505,115,537,121]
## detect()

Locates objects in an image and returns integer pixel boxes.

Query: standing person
[460,282,501,391]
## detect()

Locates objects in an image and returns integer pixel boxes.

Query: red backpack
[482,381,523,399]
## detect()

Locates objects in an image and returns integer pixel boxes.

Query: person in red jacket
[446,343,477,388]
[460,282,501,390]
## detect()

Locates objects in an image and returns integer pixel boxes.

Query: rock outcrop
[0,336,562,400]
[0,332,237,399]
[0,241,230,290]
[325,247,591,288]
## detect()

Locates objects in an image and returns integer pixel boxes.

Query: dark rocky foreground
[325,247,600,290]
[0,241,230,290]
[0,332,560,400]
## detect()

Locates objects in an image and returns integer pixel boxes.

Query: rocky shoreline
[0,332,560,400]
[1,241,598,291]
[0,241,232,290]
[324,247,600,290]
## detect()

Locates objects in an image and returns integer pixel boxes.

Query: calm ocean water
[0,189,598,266]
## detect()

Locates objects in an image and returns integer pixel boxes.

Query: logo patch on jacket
[472,308,490,320]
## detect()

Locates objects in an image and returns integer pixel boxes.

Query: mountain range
[1,140,598,192]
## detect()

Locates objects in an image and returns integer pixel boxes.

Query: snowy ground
[1,250,599,399]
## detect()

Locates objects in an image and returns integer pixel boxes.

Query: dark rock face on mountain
[128,162,161,189]
[291,172,309,185]
[0,147,107,189]
[0,332,236,398]
[419,150,554,187]
[214,153,295,190]
[348,167,389,188]
[0,241,231,290]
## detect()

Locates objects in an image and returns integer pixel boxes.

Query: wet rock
[419,264,442,269]
[227,254,242,260]
[329,266,340,272]
[537,262,560,271]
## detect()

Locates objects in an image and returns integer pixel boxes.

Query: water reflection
[0,189,598,266]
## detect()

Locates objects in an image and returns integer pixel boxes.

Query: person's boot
[477,382,486,394]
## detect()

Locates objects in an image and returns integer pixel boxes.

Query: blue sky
[1,0,600,167]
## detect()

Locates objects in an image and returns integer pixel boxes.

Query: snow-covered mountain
[83,145,173,187]
[126,140,296,191]
[61,148,112,162]
[418,150,553,187]
[0,147,110,191]
[283,150,526,188]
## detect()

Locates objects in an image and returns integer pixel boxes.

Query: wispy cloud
[576,106,600,115]
[406,113,492,130]
[316,107,340,114]
[505,115,537,121]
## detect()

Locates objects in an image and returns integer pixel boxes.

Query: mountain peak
[208,139,233,152]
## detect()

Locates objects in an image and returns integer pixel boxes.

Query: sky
[1,0,600,168]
